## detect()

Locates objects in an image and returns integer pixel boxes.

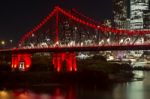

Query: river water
[0,71,150,99]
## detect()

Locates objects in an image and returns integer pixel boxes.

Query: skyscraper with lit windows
[113,0,128,29]
[130,0,149,29]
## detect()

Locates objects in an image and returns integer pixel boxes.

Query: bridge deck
[1,44,150,54]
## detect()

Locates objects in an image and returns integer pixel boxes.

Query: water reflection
[0,87,76,99]
[133,71,144,80]
[1,71,150,99]
[0,90,11,99]
[113,71,150,99]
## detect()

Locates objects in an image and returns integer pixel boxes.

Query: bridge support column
[11,53,32,71]
[52,52,77,72]
[52,53,62,72]
[72,53,77,72]
[66,52,77,72]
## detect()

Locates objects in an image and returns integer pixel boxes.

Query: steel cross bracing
[18,6,150,50]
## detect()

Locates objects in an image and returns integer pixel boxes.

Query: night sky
[0,0,112,45]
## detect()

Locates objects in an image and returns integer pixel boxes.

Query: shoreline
[0,55,136,87]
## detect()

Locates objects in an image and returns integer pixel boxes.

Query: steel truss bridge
[1,6,150,72]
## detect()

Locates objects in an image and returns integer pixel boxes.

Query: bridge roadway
[0,44,150,54]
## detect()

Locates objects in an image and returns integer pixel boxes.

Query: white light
[32,34,35,37]
[1,41,5,45]
[107,38,110,43]
[10,40,13,43]
[46,38,50,41]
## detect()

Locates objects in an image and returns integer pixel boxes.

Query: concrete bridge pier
[52,53,62,72]
[11,53,32,71]
[66,52,77,72]
[52,52,77,72]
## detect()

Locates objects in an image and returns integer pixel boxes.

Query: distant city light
[10,40,13,43]
[32,34,35,37]
[1,41,5,45]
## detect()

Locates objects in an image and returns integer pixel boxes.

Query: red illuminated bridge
[1,6,150,72]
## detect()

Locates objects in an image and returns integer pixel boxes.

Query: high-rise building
[113,0,128,29]
[143,10,150,29]
[130,0,149,30]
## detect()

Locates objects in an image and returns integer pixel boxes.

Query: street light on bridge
[1,40,5,45]
[0,40,6,49]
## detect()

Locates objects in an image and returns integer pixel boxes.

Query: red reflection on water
[66,87,76,99]
[10,87,76,99]
[52,87,65,99]
[52,87,76,99]
[12,89,37,99]
[13,90,28,99]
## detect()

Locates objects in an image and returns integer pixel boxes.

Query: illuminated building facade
[130,0,149,29]
[113,0,128,29]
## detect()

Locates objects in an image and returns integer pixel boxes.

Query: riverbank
[0,55,134,87]
[77,55,134,83]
